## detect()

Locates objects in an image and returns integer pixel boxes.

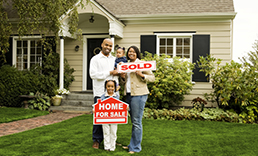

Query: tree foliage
[0,0,90,62]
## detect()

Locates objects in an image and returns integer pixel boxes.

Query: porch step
[49,92,94,113]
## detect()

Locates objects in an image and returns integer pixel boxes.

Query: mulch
[0,112,84,137]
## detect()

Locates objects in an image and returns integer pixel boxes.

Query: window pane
[24,48,28,54]
[17,41,22,47]
[176,47,182,55]
[167,47,173,55]
[23,63,27,69]
[31,48,35,54]
[23,55,27,62]
[37,48,41,54]
[160,38,165,45]
[160,47,165,54]
[23,41,28,47]
[17,48,22,55]
[36,56,42,63]
[184,55,190,58]
[184,47,190,55]
[167,38,173,45]
[177,38,182,45]
[184,38,190,45]
[31,40,35,47]
[30,63,35,68]
[30,56,35,62]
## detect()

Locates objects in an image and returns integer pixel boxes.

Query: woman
[120,46,155,154]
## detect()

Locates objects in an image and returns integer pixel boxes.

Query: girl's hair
[126,45,141,60]
[117,47,125,51]
[104,80,117,92]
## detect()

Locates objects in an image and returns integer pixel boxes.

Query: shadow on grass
[0,114,258,156]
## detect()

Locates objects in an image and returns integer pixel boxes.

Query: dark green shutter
[140,35,157,56]
[1,37,13,67]
[192,35,210,82]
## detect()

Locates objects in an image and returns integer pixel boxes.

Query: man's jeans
[92,96,103,143]
[126,93,148,152]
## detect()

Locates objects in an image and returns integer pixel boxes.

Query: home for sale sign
[117,61,156,73]
[93,97,129,125]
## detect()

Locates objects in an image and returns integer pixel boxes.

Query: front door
[87,38,104,90]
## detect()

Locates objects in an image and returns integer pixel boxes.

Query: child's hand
[117,85,121,91]
[118,62,123,65]
[126,106,129,111]
[92,109,95,113]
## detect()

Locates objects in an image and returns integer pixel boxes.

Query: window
[156,33,193,62]
[14,37,42,70]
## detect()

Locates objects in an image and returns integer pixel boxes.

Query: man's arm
[89,56,118,79]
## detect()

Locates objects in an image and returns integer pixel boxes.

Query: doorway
[87,38,104,90]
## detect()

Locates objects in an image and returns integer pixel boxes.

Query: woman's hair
[126,45,141,60]
[104,80,117,92]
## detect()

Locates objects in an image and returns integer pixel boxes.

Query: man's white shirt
[89,52,116,97]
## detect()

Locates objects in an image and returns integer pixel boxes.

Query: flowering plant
[55,88,70,95]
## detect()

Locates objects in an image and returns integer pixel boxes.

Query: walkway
[0,112,84,137]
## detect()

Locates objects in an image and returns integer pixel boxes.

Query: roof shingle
[95,0,235,16]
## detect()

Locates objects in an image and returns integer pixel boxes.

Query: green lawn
[0,114,258,156]
[0,107,49,123]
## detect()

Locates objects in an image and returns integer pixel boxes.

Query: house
[4,0,236,107]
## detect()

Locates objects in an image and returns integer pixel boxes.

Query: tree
[240,39,258,69]
[0,0,90,63]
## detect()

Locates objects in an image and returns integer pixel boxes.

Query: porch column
[110,35,115,52]
[59,36,64,89]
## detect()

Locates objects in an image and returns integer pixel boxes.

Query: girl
[100,80,119,151]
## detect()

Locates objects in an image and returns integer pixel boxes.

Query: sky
[233,0,258,62]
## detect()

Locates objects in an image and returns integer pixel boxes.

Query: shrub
[0,65,57,107]
[197,54,258,123]
[143,107,240,123]
[143,52,194,109]
[27,92,51,111]
[33,52,75,90]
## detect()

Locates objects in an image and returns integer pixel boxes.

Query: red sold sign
[117,61,156,73]
[93,97,129,125]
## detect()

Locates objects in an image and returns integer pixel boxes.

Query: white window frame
[12,36,43,70]
[155,33,194,63]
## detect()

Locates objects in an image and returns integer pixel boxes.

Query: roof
[95,0,235,16]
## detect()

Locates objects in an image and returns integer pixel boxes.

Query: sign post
[93,97,129,125]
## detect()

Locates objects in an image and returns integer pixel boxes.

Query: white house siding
[57,38,83,91]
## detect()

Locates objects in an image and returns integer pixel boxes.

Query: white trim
[118,12,236,19]
[155,33,194,60]
[12,36,42,67]
[82,35,87,91]
[90,0,125,27]
[82,34,110,91]
[59,38,64,89]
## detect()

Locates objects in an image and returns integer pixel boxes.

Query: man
[89,38,118,149]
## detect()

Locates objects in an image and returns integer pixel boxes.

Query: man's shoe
[92,141,99,149]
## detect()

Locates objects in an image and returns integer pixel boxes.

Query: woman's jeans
[126,93,148,152]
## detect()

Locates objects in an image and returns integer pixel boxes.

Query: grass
[0,114,258,156]
[0,107,49,123]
